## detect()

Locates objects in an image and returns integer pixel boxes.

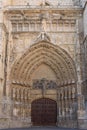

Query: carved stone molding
[33,78,57,89]
[32,31,51,44]
[9,41,77,84]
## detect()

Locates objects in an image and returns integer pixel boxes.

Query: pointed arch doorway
[31,98,57,126]
[10,41,77,128]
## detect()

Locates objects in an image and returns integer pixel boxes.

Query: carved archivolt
[10,41,76,85]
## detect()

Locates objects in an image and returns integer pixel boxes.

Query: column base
[77,110,86,119]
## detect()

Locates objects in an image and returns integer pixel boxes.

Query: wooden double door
[31,98,57,126]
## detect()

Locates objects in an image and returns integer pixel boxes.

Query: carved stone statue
[42,18,47,32]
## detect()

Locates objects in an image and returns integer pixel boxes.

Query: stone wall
[0,0,87,129]
[3,0,77,6]
[83,2,87,37]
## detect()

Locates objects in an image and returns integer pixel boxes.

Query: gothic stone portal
[10,42,77,128]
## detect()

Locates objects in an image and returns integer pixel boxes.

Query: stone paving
[1,127,85,130]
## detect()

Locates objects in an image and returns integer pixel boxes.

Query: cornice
[4,5,83,15]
